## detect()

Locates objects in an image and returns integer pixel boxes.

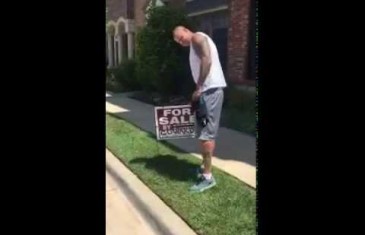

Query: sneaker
[190,175,216,193]
[196,167,203,179]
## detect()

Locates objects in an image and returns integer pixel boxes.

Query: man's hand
[192,89,201,102]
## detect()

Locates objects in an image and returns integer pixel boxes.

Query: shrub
[109,59,140,91]
[135,6,195,98]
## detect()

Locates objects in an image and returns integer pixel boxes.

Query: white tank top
[189,32,227,92]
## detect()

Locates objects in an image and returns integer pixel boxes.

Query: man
[173,26,227,192]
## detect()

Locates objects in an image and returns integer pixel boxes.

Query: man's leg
[190,139,216,192]
[200,88,223,177]
[190,88,223,192]
[195,140,214,178]
[190,138,217,192]
[200,140,215,178]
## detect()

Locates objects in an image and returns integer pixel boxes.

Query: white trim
[116,17,127,24]
[155,104,192,110]
[106,21,117,34]
[107,35,114,67]
[187,5,228,17]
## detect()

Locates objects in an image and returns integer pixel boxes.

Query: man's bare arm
[192,34,212,90]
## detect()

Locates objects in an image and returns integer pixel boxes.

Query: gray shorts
[196,87,224,140]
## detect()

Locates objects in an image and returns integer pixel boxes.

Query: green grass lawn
[106,114,256,235]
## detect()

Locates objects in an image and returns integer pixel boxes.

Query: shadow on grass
[129,154,199,182]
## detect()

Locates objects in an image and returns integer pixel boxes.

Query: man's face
[174,29,190,47]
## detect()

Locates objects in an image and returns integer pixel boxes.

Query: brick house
[106,0,138,67]
[227,0,256,86]
[184,0,255,86]
[106,0,256,87]
[106,0,184,67]
[184,0,229,81]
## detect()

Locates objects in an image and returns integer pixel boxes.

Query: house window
[200,16,212,35]
[211,11,228,29]
[127,0,134,19]
[110,36,115,66]
[191,11,229,36]
[212,28,228,76]
[115,40,119,64]
[122,34,128,59]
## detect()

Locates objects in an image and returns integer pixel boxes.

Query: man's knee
[200,140,215,154]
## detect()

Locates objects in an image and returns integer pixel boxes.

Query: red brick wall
[228,0,253,85]
[134,0,149,29]
[106,0,128,22]
[168,0,185,8]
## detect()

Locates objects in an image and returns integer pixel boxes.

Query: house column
[118,34,124,62]
[127,33,134,59]
[107,34,114,67]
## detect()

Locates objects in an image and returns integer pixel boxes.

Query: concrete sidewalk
[106,92,256,188]
[106,173,156,235]
[106,149,197,235]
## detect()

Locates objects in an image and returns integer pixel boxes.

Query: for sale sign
[154,105,196,140]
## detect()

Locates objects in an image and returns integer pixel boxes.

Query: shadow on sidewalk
[129,154,199,182]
